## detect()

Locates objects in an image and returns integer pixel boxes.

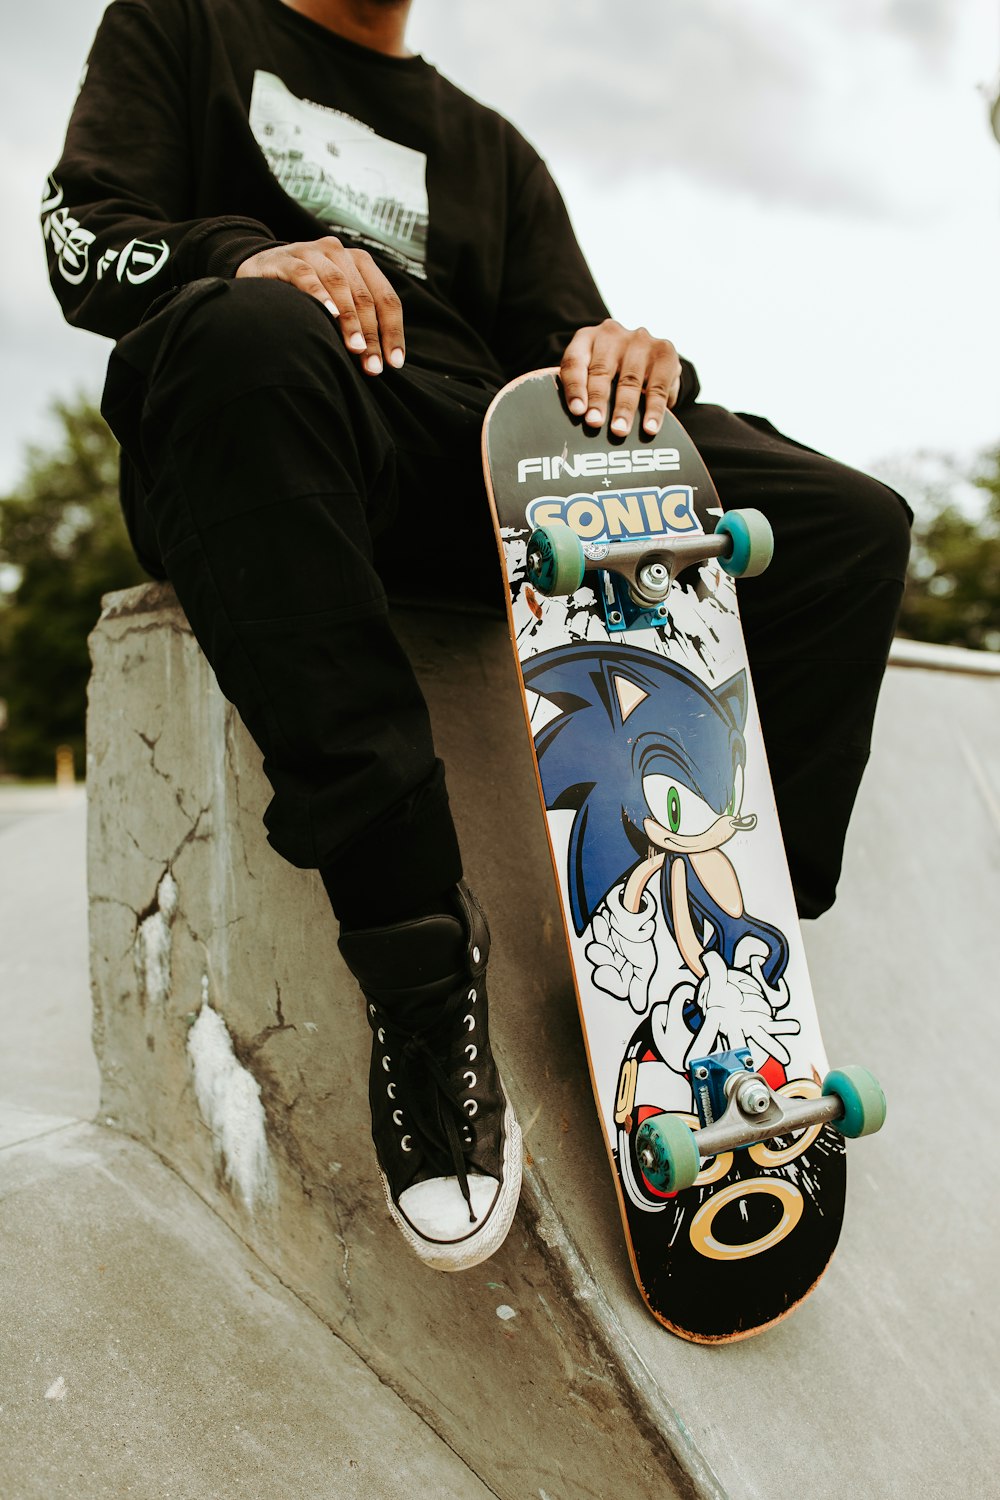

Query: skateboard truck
[525,509,774,633]
[586,532,731,632]
[633,1053,887,1194]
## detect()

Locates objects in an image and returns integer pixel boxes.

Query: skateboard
[481,369,886,1343]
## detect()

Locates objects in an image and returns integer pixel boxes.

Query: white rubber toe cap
[379,1100,522,1272]
[399,1175,500,1240]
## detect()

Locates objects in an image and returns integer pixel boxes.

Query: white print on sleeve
[41,178,94,286]
[113,238,171,284]
[249,70,429,280]
[42,176,171,291]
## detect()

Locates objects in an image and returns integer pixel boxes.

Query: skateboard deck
[482,370,883,1343]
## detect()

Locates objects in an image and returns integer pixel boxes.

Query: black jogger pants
[102,276,912,923]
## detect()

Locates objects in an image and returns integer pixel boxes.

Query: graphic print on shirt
[249,71,429,281]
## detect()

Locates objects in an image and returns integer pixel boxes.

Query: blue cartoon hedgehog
[523,643,799,1074]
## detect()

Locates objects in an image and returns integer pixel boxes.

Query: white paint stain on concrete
[187,1000,274,1213]
[134,870,178,1006]
[44,1376,67,1401]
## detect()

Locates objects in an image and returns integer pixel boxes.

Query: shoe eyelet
[464,1099,478,1118]
[401,1135,413,1152]
[465,1044,478,1062]
[377,1027,385,1043]
[472,946,481,964]
[368,1004,376,1018]
[392,1109,403,1127]
[387,1083,396,1100]
[464,1014,475,1032]
[382,1055,391,1072]
[467,988,477,1003]
[464,1070,477,1089]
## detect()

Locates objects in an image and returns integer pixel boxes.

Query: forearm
[42,171,277,339]
[41,0,277,339]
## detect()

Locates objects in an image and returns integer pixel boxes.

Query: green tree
[894,446,1000,653]
[0,395,148,779]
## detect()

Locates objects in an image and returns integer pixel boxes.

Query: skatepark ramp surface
[1,586,996,1499]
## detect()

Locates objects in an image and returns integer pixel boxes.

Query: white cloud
[0,0,996,495]
[564,157,1000,473]
[409,0,978,217]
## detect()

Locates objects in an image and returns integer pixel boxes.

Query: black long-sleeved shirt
[43,0,610,382]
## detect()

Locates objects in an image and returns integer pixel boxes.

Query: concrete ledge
[889,636,1000,674]
[86,582,715,1500]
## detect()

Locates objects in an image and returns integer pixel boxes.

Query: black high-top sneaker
[338,884,522,1272]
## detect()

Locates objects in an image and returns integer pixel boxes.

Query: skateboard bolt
[736,1078,771,1115]
[637,562,670,599]
[694,1066,709,1081]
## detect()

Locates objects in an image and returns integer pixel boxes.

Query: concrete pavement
[1,1110,497,1500]
[0,786,97,1118]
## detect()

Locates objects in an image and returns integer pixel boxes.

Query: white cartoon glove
[691,950,800,1066]
[586,883,658,1012]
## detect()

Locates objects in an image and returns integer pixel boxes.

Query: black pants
[102,276,911,923]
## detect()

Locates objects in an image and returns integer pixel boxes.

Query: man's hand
[560,319,682,438]
[235,238,404,375]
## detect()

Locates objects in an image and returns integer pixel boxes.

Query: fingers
[334,248,405,375]
[635,338,681,435]
[558,319,682,437]
[559,326,596,418]
[560,320,621,428]
[234,239,405,375]
[609,330,681,437]
[609,330,650,438]
[582,322,624,429]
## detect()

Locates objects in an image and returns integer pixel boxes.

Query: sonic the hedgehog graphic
[523,643,800,1082]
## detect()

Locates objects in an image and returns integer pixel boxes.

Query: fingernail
[611,416,629,435]
[322,298,340,318]
[568,397,585,415]
[388,348,405,368]
[585,408,603,425]
[644,416,659,434]
[365,354,383,375]
[348,332,366,352]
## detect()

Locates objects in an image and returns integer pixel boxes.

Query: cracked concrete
[187,1002,276,1211]
[86,583,705,1500]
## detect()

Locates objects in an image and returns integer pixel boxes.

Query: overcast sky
[2,0,998,497]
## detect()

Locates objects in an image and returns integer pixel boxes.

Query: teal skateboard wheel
[525,522,585,596]
[635,1113,701,1193]
[822,1065,887,1139]
[717,508,774,578]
